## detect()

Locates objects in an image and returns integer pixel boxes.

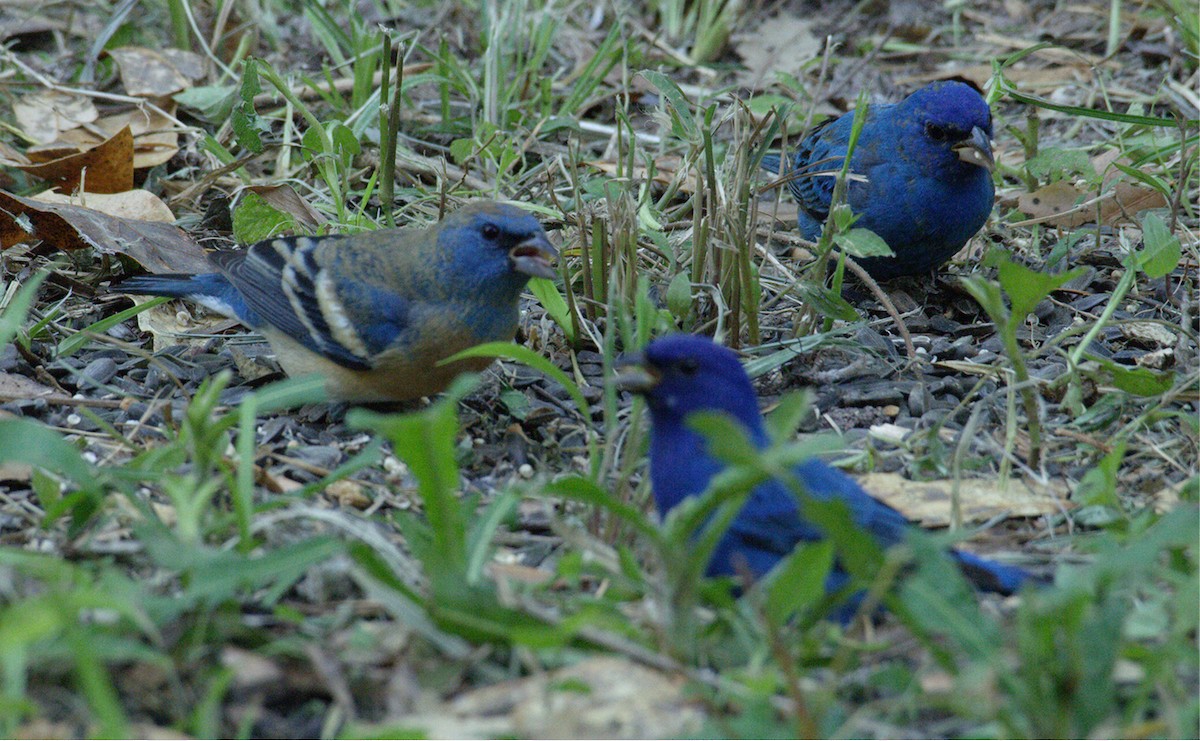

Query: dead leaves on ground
[0,190,209,273]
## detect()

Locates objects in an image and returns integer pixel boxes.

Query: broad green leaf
[997,260,1086,319]
[1137,213,1182,279]
[232,190,298,244]
[834,227,895,258]
[528,276,575,344]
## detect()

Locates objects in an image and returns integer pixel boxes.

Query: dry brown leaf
[911,62,1094,92]
[856,472,1068,527]
[428,656,705,739]
[244,184,327,230]
[33,189,176,223]
[19,104,181,171]
[131,297,241,352]
[1016,180,1168,228]
[10,125,133,194]
[12,91,99,145]
[0,189,211,273]
[105,46,202,97]
[0,371,57,402]
[1121,321,1176,347]
[733,13,821,87]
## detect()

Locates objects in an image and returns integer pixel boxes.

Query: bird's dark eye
[677,358,700,375]
[481,223,500,240]
[925,122,949,141]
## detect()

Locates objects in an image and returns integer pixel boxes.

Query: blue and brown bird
[115,200,557,402]
[620,334,1031,619]
[762,80,995,280]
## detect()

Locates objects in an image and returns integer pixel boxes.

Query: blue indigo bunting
[115,201,557,402]
[621,334,1030,617]
[762,80,995,280]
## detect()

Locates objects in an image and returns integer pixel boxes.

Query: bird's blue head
[437,201,558,291]
[619,334,769,514]
[620,334,767,443]
[900,80,995,176]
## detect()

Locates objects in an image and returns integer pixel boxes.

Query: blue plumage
[624,334,1031,617]
[115,201,557,401]
[763,80,996,279]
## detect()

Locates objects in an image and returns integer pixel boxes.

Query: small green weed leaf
[639,70,698,141]
[665,271,692,320]
[1025,147,1097,184]
[444,342,590,423]
[997,260,1086,319]
[330,121,361,160]
[1108,364,1176,396]
[1137,213,1182,279]
[350,378,475,581]
[528,277,575,344]
[1074,440,1126,507]
[834,227,894,258]
[232,190,298,244]
[1086,354,1176,396]
[0,418,93,485]
[687,412,760,465]
[173,84,236,119]
[762,539,835,624]
[544,476,659,541]
[764,389,813,442]
[792,280,860,322]
[898,532,999,662]
[231,59,264,153]
[0,270,48,348]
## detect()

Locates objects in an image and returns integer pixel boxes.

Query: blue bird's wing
[784,117,848,229]
[209,236,374,371]
[791,459,910,545]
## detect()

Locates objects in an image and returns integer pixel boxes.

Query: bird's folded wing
[209,236,373,370]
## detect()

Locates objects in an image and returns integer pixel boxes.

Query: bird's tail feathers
[761,153,784,174]
[114,273,210,299]
[112,273,242,317]
[952,549,1035,595]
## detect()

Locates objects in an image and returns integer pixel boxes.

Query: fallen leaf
[27,100,180,170]
[1016,180,1168,228]
[12,90,98,145]
[0,189,211,273]
[0,372,57,402]
[1121,321,1176,347]
[131,297,241,352]
[857,472,1068,527]
[105,46,202,97]
[423,656,705,739]
[9,125,133,194]
[32,189,176,223]
[733,13,821,87]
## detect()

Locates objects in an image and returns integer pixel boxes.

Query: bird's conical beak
[613,352,660,393]
[509,235,558,279]
[953,126,995,172]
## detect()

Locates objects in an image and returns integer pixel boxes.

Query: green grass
[0,0,1196,736]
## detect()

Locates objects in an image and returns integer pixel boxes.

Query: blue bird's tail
[760,153,785,175]
[113,273,246,320]
[951,549,1033,595]
[114,273,217,299]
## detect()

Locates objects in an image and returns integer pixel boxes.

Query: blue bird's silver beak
[613,352,660,393]
[953,126,995,172]
[510,236,558,279]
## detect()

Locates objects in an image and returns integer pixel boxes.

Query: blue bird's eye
[924,122,949,141]
[677,358,700,375]
[481,223,500,240]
